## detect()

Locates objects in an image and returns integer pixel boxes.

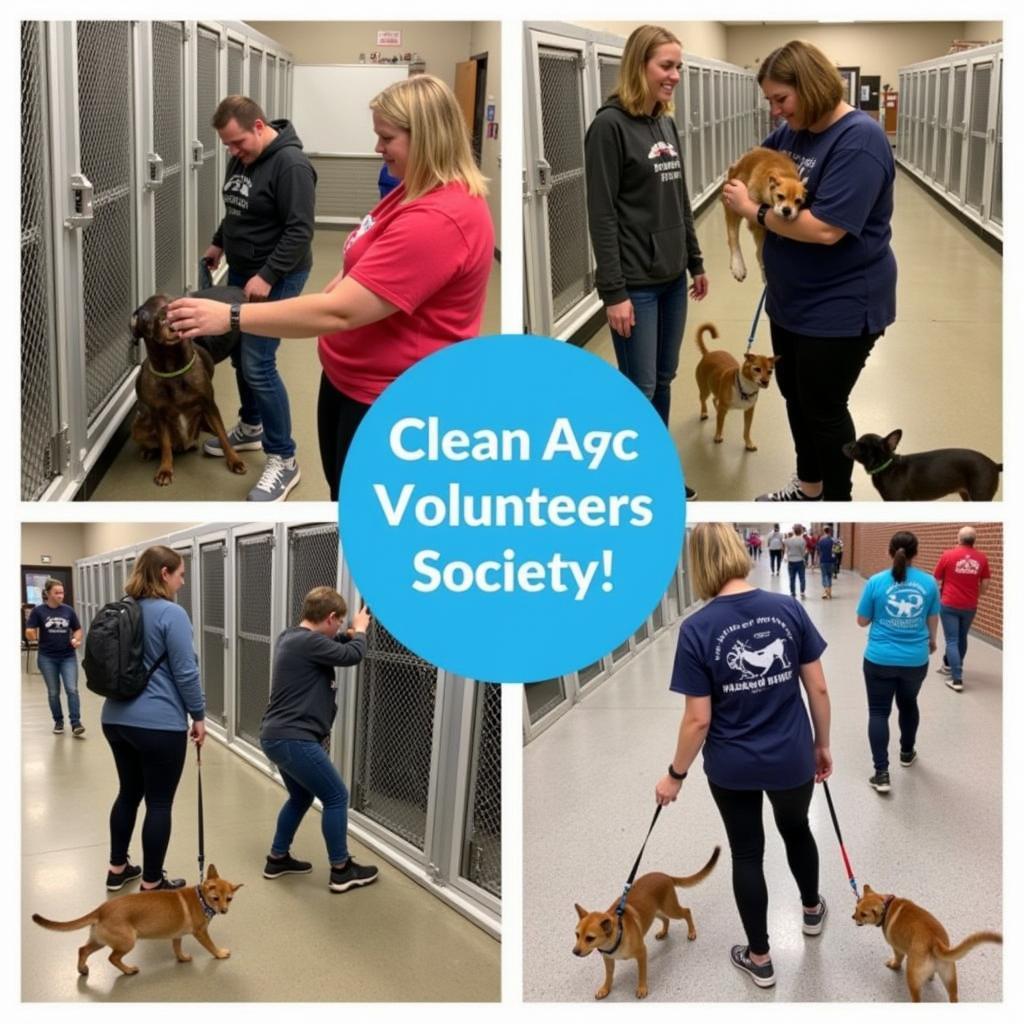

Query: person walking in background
[832,534,844,576]
[767,524,784,576]
[817,526,835,599]
[785,524,808,598]
[805,529,818,567]
[584,24,709,499]
[934,526,991,693]
[26,579,84,737]
[655,523,832,989]
[856,531,939,794]
[101,547,205,891]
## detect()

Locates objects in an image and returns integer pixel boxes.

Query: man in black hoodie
[202,95,316,502]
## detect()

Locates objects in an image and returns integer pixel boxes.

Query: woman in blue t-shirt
[723,40,896,503]
[655,523,833,989]
[856,531,939,795]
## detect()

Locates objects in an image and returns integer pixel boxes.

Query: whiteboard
[292,64,409,156]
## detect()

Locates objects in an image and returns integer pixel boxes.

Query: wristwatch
[229,303,241,332]
[667,764,687,781]
[756,203,770,226]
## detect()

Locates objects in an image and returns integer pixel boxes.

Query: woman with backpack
[100,546,205,892]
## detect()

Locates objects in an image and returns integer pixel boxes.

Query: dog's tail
[695,323,718,356]
[671,845,721,888]
[32,909,102,932]
[934,931,1003,962]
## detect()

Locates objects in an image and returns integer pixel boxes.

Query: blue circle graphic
[339,334,686,682]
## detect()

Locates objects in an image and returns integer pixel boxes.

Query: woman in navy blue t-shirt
[655,523,833,989]
[723,40,896,502]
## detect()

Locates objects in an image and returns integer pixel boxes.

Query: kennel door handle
[64,173,94,229]
[145,152,166,190]
[535,159,552,197]
[191,139,205,168]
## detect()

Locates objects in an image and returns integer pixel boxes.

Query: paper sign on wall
[377,30,401,46]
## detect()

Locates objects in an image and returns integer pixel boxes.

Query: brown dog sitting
[131,293,246,487]
[33,864,242,976]
[852,884,1002,1002]
[573,846,719,1000]
[694,323,777,451]
[724,146,807,282]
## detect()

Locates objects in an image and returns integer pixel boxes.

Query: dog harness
[195,884,217,921]
[148,353,197,379]
[866,458,894,476]
[877,894,895,928]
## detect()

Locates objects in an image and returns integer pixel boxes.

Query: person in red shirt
[804,531,818,567]
[168,74,494,498]
[933,526,991,692]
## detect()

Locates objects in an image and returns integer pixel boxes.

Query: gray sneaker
[248,454,300,502]
[802,896,827,935]
[204,421,264,456]
[730,945,775,988]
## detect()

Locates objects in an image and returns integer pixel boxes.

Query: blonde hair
[758,40,845,128]
[688,524,752,601]
[300,586,348,624]
[613,25,682,117]
[370,74,487,202]
[125,546,182,601]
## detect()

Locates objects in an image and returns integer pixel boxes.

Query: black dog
[131,293,247,487]
[843,430,1002,501]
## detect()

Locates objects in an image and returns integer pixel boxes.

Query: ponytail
[888,530,918,583]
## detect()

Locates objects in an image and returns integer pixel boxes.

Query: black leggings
[103,724,188,883]
[317,372,371,501]
[769,550,782,573]
[709,778,819,956]
[770,322,879,501]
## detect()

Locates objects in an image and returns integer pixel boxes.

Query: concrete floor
[90,228,501,502]
[524,545,1002,1002]
[585,172,1003,501]
[21,669,500,1002]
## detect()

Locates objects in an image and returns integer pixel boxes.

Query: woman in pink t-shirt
[170,75,494,498]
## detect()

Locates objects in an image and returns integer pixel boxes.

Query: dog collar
[866,458,894,475]
[600,917,625,956]
[877,894,895,928]
[195,884,216,920]
[736,371,758,402]
[149,353,197,379]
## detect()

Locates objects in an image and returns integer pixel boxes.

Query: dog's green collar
[148,353,197,379]
[866,458,894,476]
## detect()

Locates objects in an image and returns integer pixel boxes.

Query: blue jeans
[227,268,310,458]
[820,562,833,588]
[609,275,688,425]
[37,654,81,727]
[940,605,977,681]
[787,559,806,595]
[261,738,350,864]
[863,659,927,771]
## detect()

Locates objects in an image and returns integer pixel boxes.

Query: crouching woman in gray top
[259,587,379,893]
[102,546,205,892]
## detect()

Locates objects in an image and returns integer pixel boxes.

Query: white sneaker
[248,454,300,502]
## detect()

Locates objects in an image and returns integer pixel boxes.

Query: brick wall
[843,523,1002,643]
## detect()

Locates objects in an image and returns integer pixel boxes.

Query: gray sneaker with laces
[248,454,300,502]
[204,420,264,456]
[730,945,775,988]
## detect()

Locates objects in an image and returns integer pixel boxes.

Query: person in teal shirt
[856,531,939,794]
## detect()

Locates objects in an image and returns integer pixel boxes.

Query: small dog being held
[724,146,807,281]
[843,430,1002,501]
[694,323,777,451]
[852,884,1001,1002]
[573,846,719,1000]
[131,293,247,487]
[32,864,242,976]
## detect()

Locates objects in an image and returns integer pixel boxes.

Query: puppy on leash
[694,323,777,451]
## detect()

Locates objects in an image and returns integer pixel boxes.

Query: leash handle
[616,804,663,917]
[196,744,205,882]
[746,287,767,351]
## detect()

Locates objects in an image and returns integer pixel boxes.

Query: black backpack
[83,596,167,700]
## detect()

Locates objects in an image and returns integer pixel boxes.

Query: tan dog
[724,146,807,281]
[852,884,1002,1002]
[32,864,242,976]
[573,846,719,1000]
[694,323,777,451]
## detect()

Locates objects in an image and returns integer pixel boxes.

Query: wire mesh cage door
[461,683,501,897]
[175,547,194,622]
[266,55,278,119]
[686,67,703,193]
[536,44,592,326]
[991,64,1001,225]
[227,39,244,95]
[195,27,221,264]
[352,619,439,851]
[151,21,186,298]
[21,22,62,499]
[936,69,950,185]
[948,65,967,198]
[200,540,227,725]
[965,61,992,214]
[76,20,137,424]
[250,48,264,109]
[286,524,339,625]
[235,532,274,746]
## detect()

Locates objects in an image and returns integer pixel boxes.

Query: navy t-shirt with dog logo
[27,602,81,659]
[762,108,896,337]
[669,589,826,790]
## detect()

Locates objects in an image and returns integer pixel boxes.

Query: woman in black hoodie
[585,24,708,494]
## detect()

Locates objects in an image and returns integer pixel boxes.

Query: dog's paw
[714,435,724,444]
[227,458,247,476]
[745,442,758,451]
[154,469,174,486]
[122,964,140,975]
[215,948,231,959]
[77,964,89,977]
[635,985,649,1000]
[687,929,697,941]
[730,256,747,282]
[700,412,708,421]
[176,953,193,963]
[595,987,610,1000]
[886,958,902,972]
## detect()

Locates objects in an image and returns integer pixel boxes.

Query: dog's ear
[884,430,902,453]
[743,353,755,363]
[768,174,779,190]
[863,884,874,894]
[600,918,613,936]
[231,883,244,891]
[207,864,219,879]
[575,903,589,920]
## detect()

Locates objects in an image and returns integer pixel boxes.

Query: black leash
[196,743,205,882]
[604,804,663,954]
[822,779,859,898]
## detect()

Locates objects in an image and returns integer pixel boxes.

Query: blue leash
[746,287,767,352]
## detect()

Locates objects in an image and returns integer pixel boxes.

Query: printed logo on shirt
[955,555,981,576]
[223,173,252,215]
[647,141,678,160]
[713,617,797,693]
[345,212,376,251]
[647,142,681,183]
[43,615,71,633]
[881,582,928,626]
